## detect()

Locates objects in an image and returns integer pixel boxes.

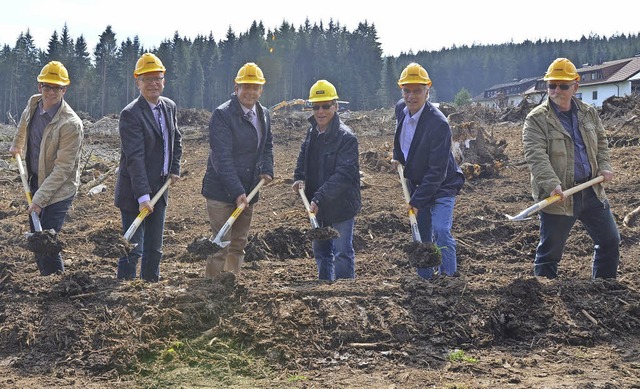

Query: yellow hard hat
[543,58,580,81]
[134,53,166,78]
[37,61,70,86]
[308,80,338,103]
[235,62,266,85]
[398,63,432,88]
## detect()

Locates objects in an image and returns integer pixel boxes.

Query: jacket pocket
[547,129,566,159]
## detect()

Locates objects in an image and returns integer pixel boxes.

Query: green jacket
[12,94,84,207]
[523,97,611,216]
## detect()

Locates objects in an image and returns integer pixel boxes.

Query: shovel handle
[123,178,172,241]
[298,185,320,229]
[510,176,605,221]
[397,164,412,204]
[211,178,266,245]
[397,165,423,243]
[15,153,33,204]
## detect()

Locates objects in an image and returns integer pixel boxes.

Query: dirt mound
[22,229,64,255]
[176,108,211,128]
[88,226,133,258]
[245,226,312,261]
[404,241,442,268]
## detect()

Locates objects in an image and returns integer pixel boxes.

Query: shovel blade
[505,213,531,221]
[210,236,231,248]
[410,223,422,243]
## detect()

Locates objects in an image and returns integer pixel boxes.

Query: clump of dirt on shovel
[23,230,64,256]
[89,227,134,258]
[187,237,223,258]
[404,241,442,268]
[305,226,340,241]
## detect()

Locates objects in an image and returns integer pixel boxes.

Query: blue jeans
[30,195,74,276]
[312,218,356,281]
[415,196,457,279]
[535,187,619,279]
[117,202,167,282]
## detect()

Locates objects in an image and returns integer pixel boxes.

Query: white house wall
[577,81,631,107]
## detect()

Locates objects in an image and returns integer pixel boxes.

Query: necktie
[245,109,255,124]
[154,105,169,176]
[246,109,262,148]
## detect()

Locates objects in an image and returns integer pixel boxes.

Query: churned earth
[0,100,639,388]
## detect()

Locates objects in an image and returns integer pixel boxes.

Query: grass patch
[448,349,478,363]
[133,336,278,388]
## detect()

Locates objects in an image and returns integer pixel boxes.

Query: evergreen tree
[94,25,118,117]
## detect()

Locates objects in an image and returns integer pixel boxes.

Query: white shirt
[400,104,426,161]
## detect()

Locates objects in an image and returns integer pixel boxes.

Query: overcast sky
[1,0,639,57]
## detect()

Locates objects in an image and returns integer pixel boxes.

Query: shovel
[16,153,63,255]
[297,184,339,240]
[15,153,44,231]
[210,178,266,248]
[506,176,604,221]
[397,164,442,269]
[398,165,422,243]
[123,178,172,241]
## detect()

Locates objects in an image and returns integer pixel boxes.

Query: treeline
[1,21,640,122]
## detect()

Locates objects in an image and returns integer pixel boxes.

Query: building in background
[475,55,640,109]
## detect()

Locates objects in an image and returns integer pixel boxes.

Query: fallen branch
[623,204,640,227]
[581,309,598,326]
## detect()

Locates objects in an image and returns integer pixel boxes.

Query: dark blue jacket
[294,115,361,224]
[393,100,464,209]
[201,95,274,204]
[115,95,182,212]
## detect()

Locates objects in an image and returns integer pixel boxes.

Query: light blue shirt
[400,103,426,161]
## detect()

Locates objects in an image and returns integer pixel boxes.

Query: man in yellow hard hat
[115,52,182,282]
[201,62,274,279]
[9,60,84,275]
[292,80,361,281]
[391,63,465,280]
[523,57,619,279]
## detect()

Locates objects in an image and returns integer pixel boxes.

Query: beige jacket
[12,94,84,207]
[523,97,611,216]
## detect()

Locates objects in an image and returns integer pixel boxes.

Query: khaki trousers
[205,198,254,278]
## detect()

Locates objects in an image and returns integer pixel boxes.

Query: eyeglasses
[312,103,334,111]
[139,76,164,84]
[40,84,65,92]
[547,83,575,90]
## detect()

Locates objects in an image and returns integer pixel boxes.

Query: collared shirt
[242,105,262,148]
[149,101,169,176]
[28,99,62,173]
[399,103,426,162]
[550,99,591,182]
[138,101,169,205]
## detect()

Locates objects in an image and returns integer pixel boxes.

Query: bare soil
[1,100,639,388]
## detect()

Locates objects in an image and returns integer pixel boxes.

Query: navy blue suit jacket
[393,100,464,209]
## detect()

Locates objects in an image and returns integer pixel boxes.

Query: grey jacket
[523,97,611,216]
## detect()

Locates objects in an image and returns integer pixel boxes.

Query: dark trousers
[29,196,74,276]
[117,201,167,282]
[535,187,620,279]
